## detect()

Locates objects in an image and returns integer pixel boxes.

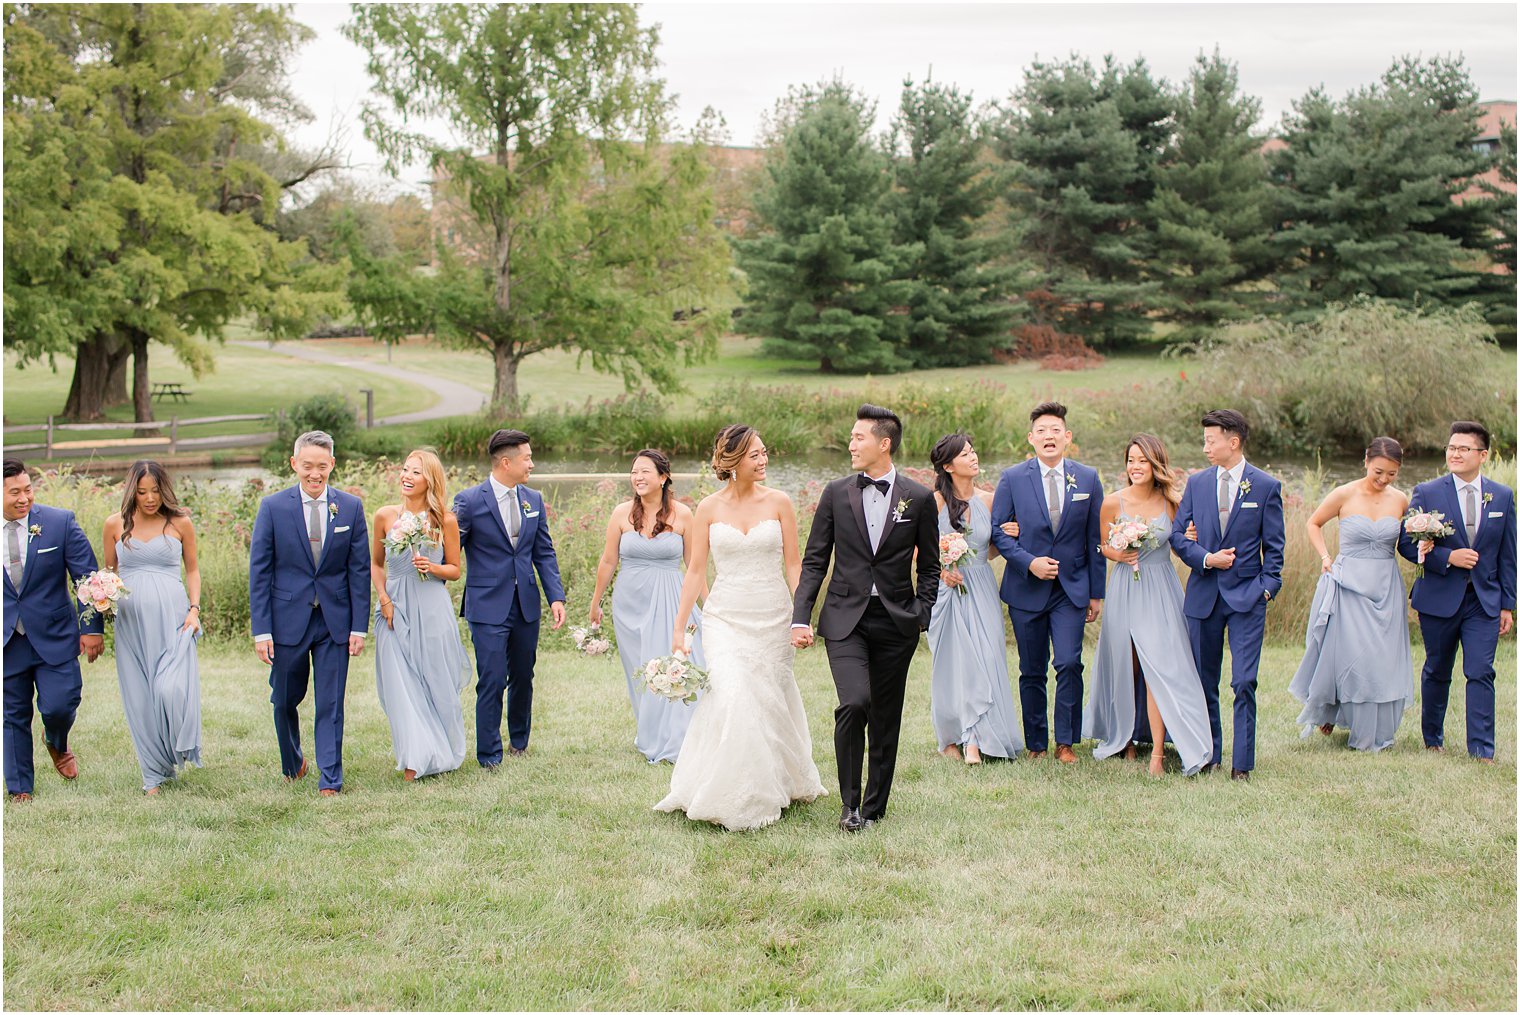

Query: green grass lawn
[3,343,437,437]
[272,333,1190,412]
[3,640,1513,1009]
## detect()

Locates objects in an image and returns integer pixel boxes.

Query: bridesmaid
[588,449,705,764]
[1288,437,1413,752]
[102,461,202,795]
[1082,435,1213,776]
[370,448,469,781]
[926,434,1023,764]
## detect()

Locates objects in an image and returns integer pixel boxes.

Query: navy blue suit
[3,504,103,795]
[454,481,564,764]
[1397,474,1516,758]
[248,486,370,790]
[989,459,1105,751]
[1170,462,1285,772]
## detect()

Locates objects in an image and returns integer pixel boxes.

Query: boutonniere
[1239,479,1252,497]
[28,524,41,538]
[520,498,534,515]
[1065,472,1077,491]
[1483,491,1493,506]
[328,501,339,520]
[892,497,911,523]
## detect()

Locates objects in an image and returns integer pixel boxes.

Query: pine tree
[1269,56,1495,314]
[735,82,912,373]
[990,55,1170,346]
[885,78,1016,368]
[1148,50,1277,342]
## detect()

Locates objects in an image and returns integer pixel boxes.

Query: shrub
[261,391,361,470]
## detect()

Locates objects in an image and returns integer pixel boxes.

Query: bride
[655,424,827,830]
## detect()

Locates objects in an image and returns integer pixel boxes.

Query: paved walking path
[232,340,487,425]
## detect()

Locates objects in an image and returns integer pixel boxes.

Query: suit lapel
[1026,462,1053,532]
[1055,465,1077,535]
[1444,476,1471,549]
[480,481,512,545]
[9,508,40,596]
[846,479,870,550]
[290,488,318,573]
[876,476,903,555]
[1221,465,1248,543]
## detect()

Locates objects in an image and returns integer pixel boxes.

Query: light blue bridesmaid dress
[113,533,202,791]
[1288,515,1413,752]
[611,529,704,764]
[926,497,1023,758]
[373,513,469,777]
[1083,511,1213,774]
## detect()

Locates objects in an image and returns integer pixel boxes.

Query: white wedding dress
[655,518,826,830]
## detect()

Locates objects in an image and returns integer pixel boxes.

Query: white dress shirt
[1454,474,1483,538]
[862,466,896,596]
[489,475,521,543]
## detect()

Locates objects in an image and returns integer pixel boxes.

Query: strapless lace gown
[1288,515,1413,752]
[655,519,826,830]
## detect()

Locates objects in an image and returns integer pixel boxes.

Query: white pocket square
[523,511,541,518]
[1071,493,1090,501]
[1489,511,1503,518]
[36,546,58,554]
[334,525,351,533]
[1241,501,1259,509]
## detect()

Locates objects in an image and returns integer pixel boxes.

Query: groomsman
[990,402,1105,763]
[453,429,565,767]
[248,431,371,795]
[3,460,104,802]
[1398,421,1515,762]
[1170,409,1284,780]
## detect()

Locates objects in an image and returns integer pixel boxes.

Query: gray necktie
[1218,470,1232,534]
[1465,485,1479,544]
[505,489,522,545]
[307,498,324,563]
[6,520,23,589]
[1046,469,1062,532]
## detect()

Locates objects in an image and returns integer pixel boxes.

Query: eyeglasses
[1445,444,1487,455]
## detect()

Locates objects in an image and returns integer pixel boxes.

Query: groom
[1170,409,1284,781]
[792,404,940,832]
[454,428,565,767]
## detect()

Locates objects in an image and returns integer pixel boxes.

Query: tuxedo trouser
[2,633,82,795]
[1009,595,1086,751]
[269,608,350,790]
[825,598,918,818]
[1419,585,1499,758]
[1187,598,1266,772]
[470,595,539,765]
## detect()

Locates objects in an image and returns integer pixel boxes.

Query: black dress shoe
[1200,762,1221,774]
[839,806,865,832]
[1230,768,1251,781]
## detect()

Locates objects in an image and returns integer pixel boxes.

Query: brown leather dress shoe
[8,792,31,803]
[285,757,309,783]
[1425,745,1446,754]
[1026,749,1048,760]
[1230,768,1251,781]
[47,745,78,780]
[319,788,339,797]
[1055,744,1077,764]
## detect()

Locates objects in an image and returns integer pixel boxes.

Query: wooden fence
[2,413,278,459]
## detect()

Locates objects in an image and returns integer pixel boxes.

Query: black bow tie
[858,474,890,495]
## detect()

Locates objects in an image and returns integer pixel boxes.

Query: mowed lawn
[2,640,1514,1010]
[3,342,436,436]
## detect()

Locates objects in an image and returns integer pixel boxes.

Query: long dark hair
[629,449,674,537]
[119,460,188,542]
[930,432,974,531]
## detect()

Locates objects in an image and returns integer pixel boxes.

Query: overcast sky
[286,1,1518,197]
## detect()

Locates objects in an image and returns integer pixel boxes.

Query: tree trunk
[104,341,131,408]
[62,332,122,420]
[130,327,157,429]
[491,342,520,410]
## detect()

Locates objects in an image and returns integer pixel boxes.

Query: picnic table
[151,382,192,402]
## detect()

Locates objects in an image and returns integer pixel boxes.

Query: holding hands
[790,626,814,649]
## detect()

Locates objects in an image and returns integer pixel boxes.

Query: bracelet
[380,598,392,607]
[188,604,200,612]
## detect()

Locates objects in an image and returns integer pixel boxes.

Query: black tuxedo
[793,471,940,818]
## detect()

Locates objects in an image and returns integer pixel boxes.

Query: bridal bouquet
[642,648,708,705]
[385,513,438,580]
[1403,508,1455,577]
[75,569,129,621]
[1106,518,1159,582]
[570,623,613,656]
[938,530,975,596]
